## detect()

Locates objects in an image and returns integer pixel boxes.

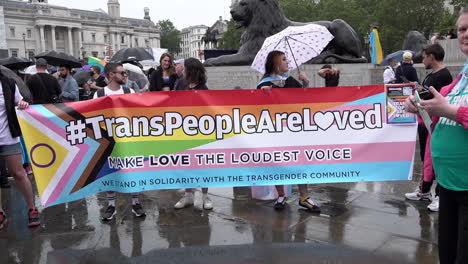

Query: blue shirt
[61,75,79,102]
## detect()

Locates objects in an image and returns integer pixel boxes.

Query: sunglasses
[113,71,128,76]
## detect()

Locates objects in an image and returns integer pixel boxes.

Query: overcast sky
[48,0,233,29]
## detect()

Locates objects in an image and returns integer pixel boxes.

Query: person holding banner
[174,58,212,210]
[257,50,320,213]
[93,63,146,220]
[405,7,468,264]
[149,53,178,92]
[0,68,40,228]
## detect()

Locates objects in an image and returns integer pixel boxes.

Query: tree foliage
[449,0,466,12]
[158,20,181,54]
[220,0,460,55]
[218,19,243,50]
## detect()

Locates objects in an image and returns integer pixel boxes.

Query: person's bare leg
[298,184,308,198]
[201,188,212,210]
[4,154,35,209]
[275,185,286,197]
[106,191,116,207]
[273,185,287,210]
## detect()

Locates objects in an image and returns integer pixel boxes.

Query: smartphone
[418,86,434,100]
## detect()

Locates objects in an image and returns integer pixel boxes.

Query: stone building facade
[202,16,228,50]
[0,0,160,59]
[179,25,209,60]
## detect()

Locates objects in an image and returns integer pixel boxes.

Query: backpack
[96,87,131,98]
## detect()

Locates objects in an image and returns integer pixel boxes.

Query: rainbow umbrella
[87,56,106,72]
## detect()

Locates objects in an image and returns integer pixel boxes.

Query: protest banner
[17,85,417,207]
[386,83,417,123]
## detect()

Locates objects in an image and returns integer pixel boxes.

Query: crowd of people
[0,6,466,264]
[0,47,341,224]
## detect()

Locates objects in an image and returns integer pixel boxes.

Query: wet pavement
[0,151,439,264]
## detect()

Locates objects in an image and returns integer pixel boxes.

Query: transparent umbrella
[123,63,149,92]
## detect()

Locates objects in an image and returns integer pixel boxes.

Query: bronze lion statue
[205,0,366,66]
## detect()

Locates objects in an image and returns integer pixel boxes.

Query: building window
[121,35,125,44]
[27,29,32,38]
[135,38,139,47]
[92,51,98,57]
[9,27,15,38]
[104,34,108,43]
[92,33,96,43]
[81,32,84,41]
[10,49,18,57]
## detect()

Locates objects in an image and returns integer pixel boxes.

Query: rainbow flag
[87,56,106,72]
[369,28,384,65]
[17,86,417,207]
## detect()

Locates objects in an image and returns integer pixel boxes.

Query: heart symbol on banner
[313,112,335,130]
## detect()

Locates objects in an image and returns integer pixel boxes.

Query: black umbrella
[0,65,33,103]
[73,70,93,86]
[110,48,154,62]
[35,50,81,68]
[0,57,33,70]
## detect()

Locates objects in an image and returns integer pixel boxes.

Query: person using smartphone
[404,44,453,213]
[405,7,468,263]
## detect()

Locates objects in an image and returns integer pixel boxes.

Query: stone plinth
[206,63,464,90]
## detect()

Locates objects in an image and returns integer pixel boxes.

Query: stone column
[110,32,115,53]
[50,25,57,51]
[77,29,83,59]
[127,34,132,48]
[67,27,73,55]
[39,25,45,52]
[117,33,121,51]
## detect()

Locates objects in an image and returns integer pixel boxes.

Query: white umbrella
[123,63,148,91]
[251,24,334,74]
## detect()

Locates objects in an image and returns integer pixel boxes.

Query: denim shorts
[0,142,22,156]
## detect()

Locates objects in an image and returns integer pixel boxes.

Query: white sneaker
[203,196,213,210]
[174,195,194,209]
[405,190,431,201]
[427,196,439,212]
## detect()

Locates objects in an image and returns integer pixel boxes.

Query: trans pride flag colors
[17,85,417,207]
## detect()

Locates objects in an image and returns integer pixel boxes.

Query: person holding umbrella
[257,50,309,90]
[383,58,398,84]
[256,50,320,213]
[395,52,419,84]
[149,53,178,92]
